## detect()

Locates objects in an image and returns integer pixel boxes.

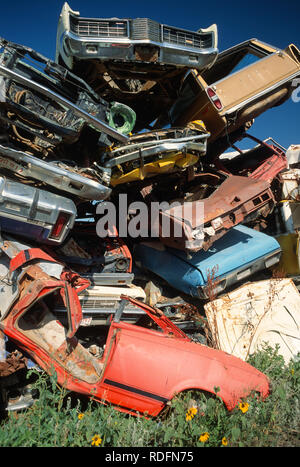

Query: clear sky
[0,0,299,149]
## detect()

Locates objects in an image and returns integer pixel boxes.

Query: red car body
[0,246,270,417]
[216,134,288,183]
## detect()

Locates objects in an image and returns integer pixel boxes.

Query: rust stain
[0,350,27,377]
[159,175,274,252]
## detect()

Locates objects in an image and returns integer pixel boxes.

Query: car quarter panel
[101,321,270,414]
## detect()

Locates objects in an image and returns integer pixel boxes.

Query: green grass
[0,345,299,447]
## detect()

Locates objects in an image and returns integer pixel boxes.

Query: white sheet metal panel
[286,145,300,166]
[204,278,300,363]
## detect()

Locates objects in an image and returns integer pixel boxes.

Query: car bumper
[60,31,218,70]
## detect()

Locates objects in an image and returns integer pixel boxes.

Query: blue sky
[0,0,299,149]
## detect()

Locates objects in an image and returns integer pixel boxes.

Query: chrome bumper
[61,30,218,70]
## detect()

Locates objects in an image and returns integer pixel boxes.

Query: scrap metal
[1,4,300,416]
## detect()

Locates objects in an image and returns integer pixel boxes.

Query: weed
[0,346,299,447]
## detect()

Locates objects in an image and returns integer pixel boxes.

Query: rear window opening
[201,42,273,85]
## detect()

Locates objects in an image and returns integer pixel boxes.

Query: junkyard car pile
[0,2,299,416]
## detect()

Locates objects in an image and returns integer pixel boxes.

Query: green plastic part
[107,102,136,135]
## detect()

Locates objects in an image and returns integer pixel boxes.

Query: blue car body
[134,225,281,298]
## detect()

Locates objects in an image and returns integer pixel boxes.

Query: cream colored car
[169,39,300,141]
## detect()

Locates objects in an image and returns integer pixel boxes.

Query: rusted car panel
[216,135,288,182]
[56,223,133,275]
[0,269,270,415]
[249,148,287,182]
[157,175,275,252]
[0,346,35,412]
[0,349,27,378]
[169,39,300,141]
[204,279,300,364]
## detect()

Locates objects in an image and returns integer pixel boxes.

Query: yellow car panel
[110,152,199,186]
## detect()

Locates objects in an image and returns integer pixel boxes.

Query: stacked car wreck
[0,2,299,416]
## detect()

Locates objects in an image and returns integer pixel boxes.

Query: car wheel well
[176,388,218,399]
[158,387,224,419]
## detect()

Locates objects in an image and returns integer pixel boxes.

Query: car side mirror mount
[114,299,127,323]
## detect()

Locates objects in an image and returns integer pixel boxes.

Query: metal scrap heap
[0,2,299,416]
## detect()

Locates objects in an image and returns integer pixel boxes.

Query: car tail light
[49,212,70,240]
[206,87,223,110]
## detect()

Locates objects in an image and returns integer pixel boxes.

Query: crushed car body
[2,4,300,416]
[204,279,300,364]
[0,37,132,142]
[57,3,218,71]
[102,123,209,186]
[216,134,288,182]
[168,39,300,142]
[156,174,275,253]
[0,176,77,244]
[134,225,281,299]
[0,244,270,415]
[55,3,218,130]
[0,37,138,201]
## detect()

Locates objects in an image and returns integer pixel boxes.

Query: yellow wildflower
[77,413,84,420]
[185,406,197,421]
[239,402,249,414]
[222,437,228,446]
[199,432,210,443]
[91,435,102,446]
[291,368,295,375]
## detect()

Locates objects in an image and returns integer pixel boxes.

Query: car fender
[168,380,243,411]
[167,371,269,411]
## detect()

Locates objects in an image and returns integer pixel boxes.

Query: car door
[99,321,177,416]
[211,41,300,115]
[171,40,300,140]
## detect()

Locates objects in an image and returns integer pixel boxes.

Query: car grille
[131,18,161,41]
[163,27,213,49]
[54,298,145,314]
[69,15,213,50]
[80,298,127,309]
[70,15,128,38]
